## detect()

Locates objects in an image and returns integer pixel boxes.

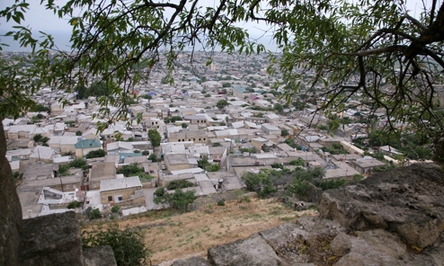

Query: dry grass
[115,196,317,265]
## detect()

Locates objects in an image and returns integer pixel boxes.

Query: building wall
[75,146,100,158]
[49,181,82,192]
[250,140,264,152]
[60,144,76,155]
[100,187,142,204]
[165,162,189,173]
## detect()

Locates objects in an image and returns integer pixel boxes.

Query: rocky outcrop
[208,233,284,266]
[83,245,117,266]
[19,211,83,266]
[0,121,22,266]
[317,163,444,249]
[175,163,444,265]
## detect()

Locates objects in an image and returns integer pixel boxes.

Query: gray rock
[171,256,210,266]
[207,233,283,266]
[334,229,408,266]
[0,122,22,266]
[330,232,351,256]
[425,234,444,266]
[83,245,117,266]
[318,164,444,249]
[259,222,310,263]
[18,211,83,266]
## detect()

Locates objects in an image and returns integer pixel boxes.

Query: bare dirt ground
[116,195,318,265]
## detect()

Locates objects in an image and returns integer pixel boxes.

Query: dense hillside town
[2,51,433,219]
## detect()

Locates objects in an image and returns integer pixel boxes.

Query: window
[108,196,112,202]
[66,185,70,189]
[118,196,123,201]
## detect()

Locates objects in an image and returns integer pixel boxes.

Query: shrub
[82,223,149,266]
[148,154,158,162]
[67,201,81,209]
[69,158,87,169]
[86,149,105,159]
[352,174,365,182]
[206,164,219,172]
[84,207,101,220]
[58,164,70,176]
[271,162,283,169]
[166,179,194,190]
[289,158,305,166]
[217,199,226,206]
[111,205,121,213]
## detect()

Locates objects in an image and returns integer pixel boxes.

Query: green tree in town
[85,149,106,159]
[153,188,196,213]
[216,100,229,110]
[281,129,289,137]
[274,103,283,114]
[148,129,161,149]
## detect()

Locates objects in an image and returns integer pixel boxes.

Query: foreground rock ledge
[172,164,444,265]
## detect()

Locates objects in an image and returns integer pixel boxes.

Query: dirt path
[117,196,318,265]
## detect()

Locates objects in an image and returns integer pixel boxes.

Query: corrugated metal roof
[74,139,101,149]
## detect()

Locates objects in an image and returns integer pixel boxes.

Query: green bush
[86,149,106,159]
[206,164,219,172]
[153,188,196,213]
[67,201,81,209]
[85,207,101,220]
[58,164,70,176]
[166,179,194,190]
[217,199,226,206]
[69,158,87,169]
[148,154,158,162]
[111,205,121,213]
[289,158,305,166]
[352,174,365,182]
[271,162,283,169]
[82,223,149,266]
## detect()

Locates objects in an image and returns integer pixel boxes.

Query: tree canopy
[148,129,161,148]
[1,0,444,157]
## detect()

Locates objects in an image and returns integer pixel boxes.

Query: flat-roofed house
[164,153,191,173]
[89,162,116,190]
[74,139,102,158]
[48,136,80,155]
[99,176,144,207]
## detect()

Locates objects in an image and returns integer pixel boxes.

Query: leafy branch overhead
[1,1,444,150]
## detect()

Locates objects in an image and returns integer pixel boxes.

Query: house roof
[30,146,55,160]
[50,136,80,146]
[107,141,133,151]
[100,176,142,192]
[75,139,101,149]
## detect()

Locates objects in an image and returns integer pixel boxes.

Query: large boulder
[207,233,283,266]
[317,163,444,249]
[171,256,210,266]
[18,211,83,266]
[83,245,117,266]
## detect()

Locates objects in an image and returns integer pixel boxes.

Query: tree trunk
[0,120,22,265]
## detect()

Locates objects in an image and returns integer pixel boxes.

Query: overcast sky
[0,0,428,52]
